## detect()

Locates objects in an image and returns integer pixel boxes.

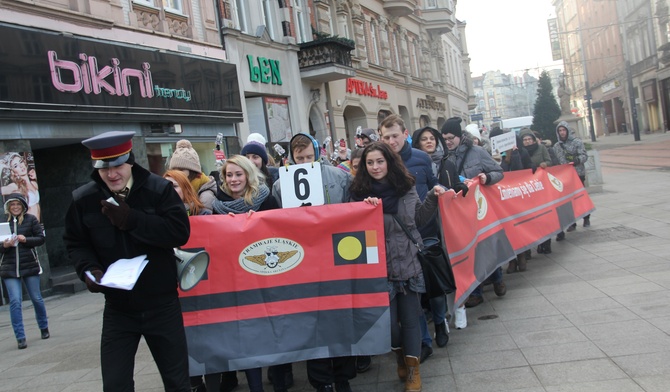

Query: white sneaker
[454,306,467,329]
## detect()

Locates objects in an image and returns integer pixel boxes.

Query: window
[294,0,310,43]
[261,0,276,39]
[163,0,182,13]
[370,22,379,65]
[231,0,251,33]
[413,42,421,77]
[425,0,437,9]
[392,31,401,71]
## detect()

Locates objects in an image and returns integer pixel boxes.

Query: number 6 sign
[278,162,325,208]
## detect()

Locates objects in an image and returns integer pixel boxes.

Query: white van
[495,116,533,134]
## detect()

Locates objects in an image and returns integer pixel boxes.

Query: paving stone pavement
[1,132,669,391]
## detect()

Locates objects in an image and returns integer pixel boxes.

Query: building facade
[0,0,473,293]
[0,0,244,291]
[553,0,667,137]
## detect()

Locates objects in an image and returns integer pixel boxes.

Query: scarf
[212,185,270,214]
[352,180,400,214]
[525,143,539,155]
[190,172,210,193]
[430,145,444,177]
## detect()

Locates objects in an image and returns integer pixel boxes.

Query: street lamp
[575,8,597,142]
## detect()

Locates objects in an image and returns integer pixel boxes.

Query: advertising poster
[265,97,292,142]
[1,152,41,222]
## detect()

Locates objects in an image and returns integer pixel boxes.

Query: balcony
[658,42,670,66]
[422,7,456,35]
[298,38,356,83]
[383,0,416,17]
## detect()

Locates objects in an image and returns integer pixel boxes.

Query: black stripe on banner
[180,277,388,313]
[186,306,391,375]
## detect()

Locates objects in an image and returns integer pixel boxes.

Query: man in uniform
[63,131,191,392]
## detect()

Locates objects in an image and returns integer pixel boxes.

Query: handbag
[392,215,456,298]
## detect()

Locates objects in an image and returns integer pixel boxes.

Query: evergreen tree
[531,71,561,143]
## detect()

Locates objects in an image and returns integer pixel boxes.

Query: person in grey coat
[553,121,590,238]
[271,132,354,392]
[350,142,446,392]
[441,117,505,309]
[441,118,504,186]
[272,133,350,208]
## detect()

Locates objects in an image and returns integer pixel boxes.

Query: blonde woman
[212,155,278,215]
[0,193,48,349]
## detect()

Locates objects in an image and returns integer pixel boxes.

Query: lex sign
[247,55,282,85]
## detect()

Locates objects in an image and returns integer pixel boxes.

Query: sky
[455,0,564,78]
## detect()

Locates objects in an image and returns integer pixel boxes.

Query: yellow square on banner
[332,231,378,265]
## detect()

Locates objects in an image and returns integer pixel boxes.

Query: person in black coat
[63,131,191,392]
[1,193,48,349]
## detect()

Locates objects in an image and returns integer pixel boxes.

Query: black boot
[434,320,449,347]
[544,240,552,254]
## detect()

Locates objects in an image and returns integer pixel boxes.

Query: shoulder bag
[392,215,456,298]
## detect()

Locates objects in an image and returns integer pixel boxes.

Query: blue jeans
[3,275,48,340]
[420,294,447,346]
[470,267,503,298]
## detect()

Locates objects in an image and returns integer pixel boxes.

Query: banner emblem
[332,231,379,265]
[547,172,564,192]
[475,185,488,220]
[240,238,303,275]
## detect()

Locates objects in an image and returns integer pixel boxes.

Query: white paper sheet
[0,222,13,242]
[86,255,149,291]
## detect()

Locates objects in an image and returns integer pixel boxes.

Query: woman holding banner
[212,155,278,392]
[520,129,554,254]
[441,117,505,308]
[351,142,446,392]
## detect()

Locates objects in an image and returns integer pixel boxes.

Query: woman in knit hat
[1,193,48,349]
[241,138,279,189]
[168,139,217,212]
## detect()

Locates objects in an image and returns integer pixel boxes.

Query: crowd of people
[55,116,589,392]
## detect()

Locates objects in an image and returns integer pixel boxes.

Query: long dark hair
[350,142,415,197]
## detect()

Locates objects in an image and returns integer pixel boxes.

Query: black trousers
[306,356,356,388]
[101,298,190,392]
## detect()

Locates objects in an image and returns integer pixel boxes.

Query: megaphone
[174,248,210,291]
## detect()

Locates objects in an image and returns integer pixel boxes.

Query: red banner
[439,165,595,307]
[179,203,390,375]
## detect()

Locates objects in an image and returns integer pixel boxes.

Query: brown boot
[392,347,407,381]
[404,356,421,392]
[507,259,517,274]
[517,253,527,272]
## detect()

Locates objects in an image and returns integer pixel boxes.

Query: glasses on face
[444,135,457,142]
[522,137,534,144]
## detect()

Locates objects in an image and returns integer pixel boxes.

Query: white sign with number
[279,162,325,208]
[490,132,517,155]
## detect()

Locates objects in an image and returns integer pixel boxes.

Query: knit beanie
[247,133,267,145]
[465,124,481,141]
[441,117,463,138]
[169,139,201,173]
[241,141,268,165]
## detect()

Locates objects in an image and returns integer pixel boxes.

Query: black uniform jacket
[64,164,190,311]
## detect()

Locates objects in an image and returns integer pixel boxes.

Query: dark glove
[101,196,138,230]
[85,269,104,293]
[453,182,469,197]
